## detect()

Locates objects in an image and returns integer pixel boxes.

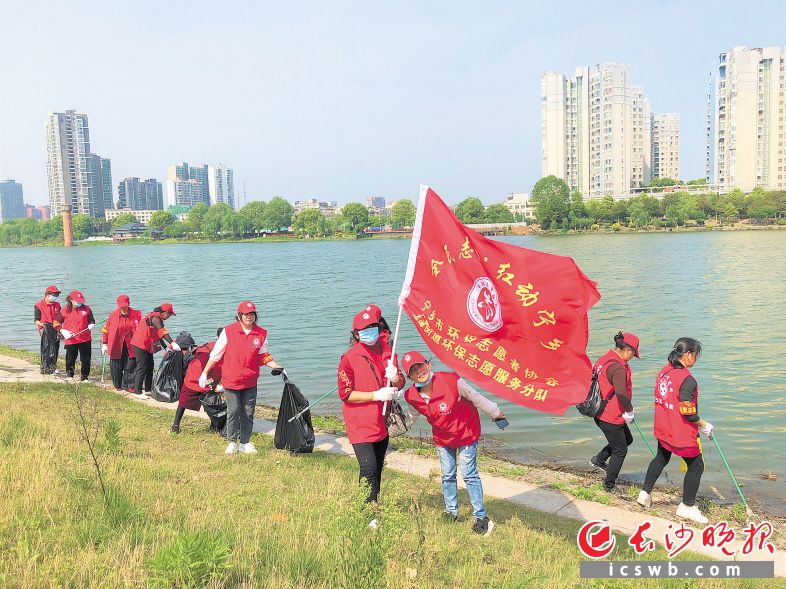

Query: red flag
[398,186,601,415]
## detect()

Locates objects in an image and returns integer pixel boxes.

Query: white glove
[87,323,95,331]
[215,384,224,393]
[60,329,73,340]
[169,341,181,352]
[384,362,399,382]
[101,344,108,354]
[622,411,635,424]
[198,373,208,389]
[700,422,714,437]
[372,387,397,402]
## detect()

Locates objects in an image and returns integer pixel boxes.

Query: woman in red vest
[60,290,96,381]
[199,302,284,455]
[101,294,142,391]
[171,329,224,434]
[34,285,64,374]
[337,307,404,507]
[637,337,713,525]
[402,351,506,536]
[129,303,177,400]
[589,331,640,492]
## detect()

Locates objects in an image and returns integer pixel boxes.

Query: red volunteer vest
[220,322,267,390]
[404,372,481,448]
[102,308,142,359]
[653,364,700,457]
[61,304,93,344]
[35,299,62,327]
[338,340,397,444]
[594,349,632,425]
[130,311,166,353]
[181,342,223,397]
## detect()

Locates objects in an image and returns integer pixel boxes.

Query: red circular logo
[577,520,616,559]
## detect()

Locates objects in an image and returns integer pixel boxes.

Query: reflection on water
[0,231,784,513]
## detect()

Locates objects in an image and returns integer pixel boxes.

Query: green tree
[627,199,649,228]
[340,203,369,232]
[111,212,139,229]
[163,221,190,238]
[293,209,329,236]
[148,210,176,230]
[71,214,93,240]
[368,214,388,228]
[649,177,678,187]
[482,203,514,223]
[188,202,209,232]
[722,202,739,223]
[530,176,570,229]
[454,197,484,223]
[261,196,294,230]
[568,191,587,228]
[202,203,233,238]
[390,199,416,228]
[238,201,267,233]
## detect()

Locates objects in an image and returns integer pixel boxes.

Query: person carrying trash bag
[60,290,96,381]
[171,329,224,434]
[34,285,64,374]
[588,331,641,493]
[637,337,714,525]
[101,294,142,392]
[199,301,285,455]
[152,331,196,403]
[274,372,315,454]
[129,303,177,400]
[401,350,506,536]
[337,306,405,507]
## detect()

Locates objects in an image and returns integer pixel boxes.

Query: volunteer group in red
[33,286,715,531]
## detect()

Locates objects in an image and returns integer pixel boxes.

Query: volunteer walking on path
[129,303,177,399]
[637,337,714,525]
[60,290,96,381]
[199,302,284,455]
[34,285,64,374]
[337,306,405,505]
[589,331,640,492]
[402,351,505,536]
[101,294,142,391]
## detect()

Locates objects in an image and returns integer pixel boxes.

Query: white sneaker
[368,518,379,530]
[239,443,257,454]
[225,442,237,454]
[676,502,708,525]
[637,490,652,508]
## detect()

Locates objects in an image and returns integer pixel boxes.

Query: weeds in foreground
[145,529,231,589]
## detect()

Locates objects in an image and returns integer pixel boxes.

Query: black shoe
[442,511,458,523]
[170,424,180,434]
[472,516,494,536]
[604,484,618,494]
[590,456,608,471]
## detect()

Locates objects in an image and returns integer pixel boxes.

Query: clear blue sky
[1,0,784,206]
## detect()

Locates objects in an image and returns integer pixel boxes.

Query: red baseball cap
[352,309,378,330]
[364,304,382,321]
[401,350,428,377]
[116,294,130,307]
[46,285,60,294]
[621,332,640,358]
[69,290,86,304]
[237,301,257,315]
[160,302,176,316]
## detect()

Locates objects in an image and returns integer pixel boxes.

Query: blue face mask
[47,295,58,302]
[415,372,434,388]
[74,302,83,308]
[358,326,379,345]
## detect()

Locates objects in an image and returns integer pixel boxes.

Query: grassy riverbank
[1,381,782,588]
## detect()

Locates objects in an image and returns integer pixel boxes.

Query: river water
[1,232,783,514]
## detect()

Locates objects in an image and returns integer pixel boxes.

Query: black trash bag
[274,379,315,454]
[40,323,60,374]
[150,349,184,403]
[200,390,227,435]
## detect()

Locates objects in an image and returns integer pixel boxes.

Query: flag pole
[382,304,404,416]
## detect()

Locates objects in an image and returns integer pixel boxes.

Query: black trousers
[594,418,633,490]
[352,436,390,503]
[643,442,704,507]
[131,345,154,394]
[109,342,130,389]
[65,341,92,380]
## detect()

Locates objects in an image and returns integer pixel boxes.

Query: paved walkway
[1,352,783,576]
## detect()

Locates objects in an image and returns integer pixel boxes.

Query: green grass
[0,382,782,588]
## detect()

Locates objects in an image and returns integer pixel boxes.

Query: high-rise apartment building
[90,154,114,210]
[118,177,164,210]
[714,46,786,192]
[207,164,235,208]
[652,114,681,181]
[46,110,104,217]
[142,179,164,210]
[167,162,209,208]
[541,64,653,199]
[0,179,26,223]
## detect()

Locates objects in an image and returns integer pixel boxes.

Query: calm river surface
[1,232,783,513]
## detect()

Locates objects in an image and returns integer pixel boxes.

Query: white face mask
[47,294,58,302]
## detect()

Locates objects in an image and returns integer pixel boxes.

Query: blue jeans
[436,443,486,519]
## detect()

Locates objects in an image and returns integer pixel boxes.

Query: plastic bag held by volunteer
[274,378,315,454]
[151,349,185,402]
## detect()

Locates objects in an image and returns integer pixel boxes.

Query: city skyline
[1,1,785,206]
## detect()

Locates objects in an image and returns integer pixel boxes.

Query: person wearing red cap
[60,290,96,381]
[589,331,641,493]
[199,301,284,454]
[129,303,177,399]
[638,337,713,525]
[337,307,405,506]
[401,350,506,536]
[101,295,142,391]
[34,285,64,374]
[171,328,224,434]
